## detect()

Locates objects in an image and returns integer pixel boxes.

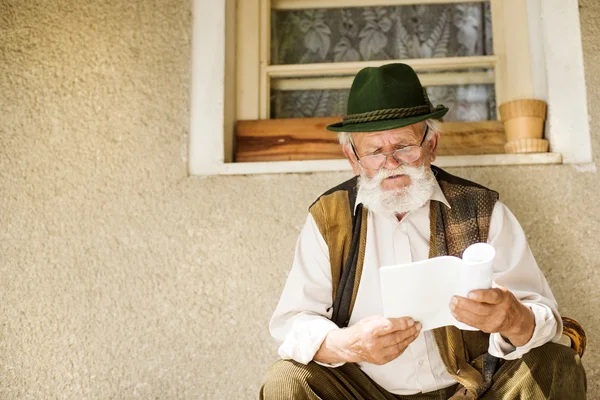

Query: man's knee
[259,359,315,399]
[523,342,587,394]
[523,342,584,374]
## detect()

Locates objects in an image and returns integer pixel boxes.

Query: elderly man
[260,63,586,399]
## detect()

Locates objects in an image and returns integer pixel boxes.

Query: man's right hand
[314,316,421,365]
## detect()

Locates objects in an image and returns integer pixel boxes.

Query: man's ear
[342,144,362,176]
[427,130,441,163]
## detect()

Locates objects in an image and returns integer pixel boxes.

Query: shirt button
[418,359,424,366]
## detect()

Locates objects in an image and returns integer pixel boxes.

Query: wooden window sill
[216,153,562,175]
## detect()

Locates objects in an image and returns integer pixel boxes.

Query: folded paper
[379,243,496,331]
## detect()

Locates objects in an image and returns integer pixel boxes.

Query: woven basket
[499,99,547,121]
[498,99,547,143]
[504,138,549,154]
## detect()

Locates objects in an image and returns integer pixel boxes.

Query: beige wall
[0,0,598,398]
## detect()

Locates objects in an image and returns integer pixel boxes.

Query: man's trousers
[259,342,586,400]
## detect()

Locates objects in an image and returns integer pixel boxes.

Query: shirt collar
[353,177,451,215]
[430,179,451,209]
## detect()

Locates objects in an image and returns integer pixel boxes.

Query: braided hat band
[341,89,444,126]
[342,104,446,125]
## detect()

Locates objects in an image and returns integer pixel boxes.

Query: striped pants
[259,342,586,400]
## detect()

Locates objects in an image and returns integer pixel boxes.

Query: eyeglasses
[350,126,429,171]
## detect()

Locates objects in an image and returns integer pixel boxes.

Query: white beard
[357,163,436,218]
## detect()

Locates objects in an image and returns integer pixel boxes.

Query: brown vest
[309,166,499,398]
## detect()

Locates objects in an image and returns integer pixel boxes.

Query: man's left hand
[449,285,535,347]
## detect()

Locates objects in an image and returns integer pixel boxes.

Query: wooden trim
[491,0,534,104]
[435,152,562,167]
[539,0,591,163]
[273,0,487,10]
[489,0,504,113]
[266,56,498,78]
[501,0,534,100]
[224,0,236,162]
[189,0,226,175]
[236,118,507,162]
[272,77,354,91]
[437,120,505,155]
[219,153,562,175]
[222,159,352,174]
[525,0,548,101]
[237,117,342,162]
[271,71,495,91]
[236,0,261,120]
[259,0,271,119]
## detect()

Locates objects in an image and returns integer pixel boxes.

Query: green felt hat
[326,63,448,132]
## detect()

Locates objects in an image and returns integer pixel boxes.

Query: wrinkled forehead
[352,123,426,148]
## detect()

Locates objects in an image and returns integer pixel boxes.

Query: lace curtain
[270,2,495,122]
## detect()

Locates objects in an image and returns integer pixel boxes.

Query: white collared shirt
[269,180,561,395]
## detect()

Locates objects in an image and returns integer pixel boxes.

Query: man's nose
[384,153,401,169]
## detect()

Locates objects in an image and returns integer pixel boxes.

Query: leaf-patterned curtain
[270,2,495,122]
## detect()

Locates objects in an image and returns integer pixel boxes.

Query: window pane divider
[272,71,495,91]
[259,0,272,119]
[266,56,498,78]
[273,0,487,10]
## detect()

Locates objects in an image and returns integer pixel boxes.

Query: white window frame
[189,0,591,176]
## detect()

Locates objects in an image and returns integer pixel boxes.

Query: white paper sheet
[379,243,495,331]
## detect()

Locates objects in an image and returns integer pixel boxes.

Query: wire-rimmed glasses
[350,126,429,171]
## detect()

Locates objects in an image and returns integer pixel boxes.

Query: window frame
[189,0,591,176]
[247,0,502,121]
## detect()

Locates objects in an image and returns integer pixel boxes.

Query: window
[257,1,497,121]
[189,0,591,175]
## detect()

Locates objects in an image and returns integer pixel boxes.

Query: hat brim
[325,107,449,133]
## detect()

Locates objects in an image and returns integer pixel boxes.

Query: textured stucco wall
[1,0,598,398]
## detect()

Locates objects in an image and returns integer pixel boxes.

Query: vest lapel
[430,199,486,397]
[429,173,500,398]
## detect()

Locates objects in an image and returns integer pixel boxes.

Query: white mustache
[361,164,424,188]
[357,164,435,217]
